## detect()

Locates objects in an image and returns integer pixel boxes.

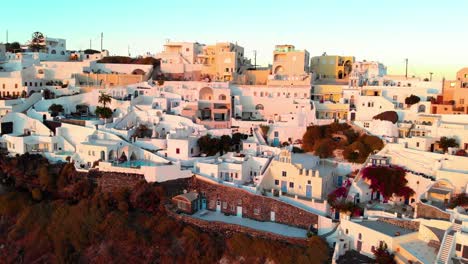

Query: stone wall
[189,176,320,230]
[414,202,451,220]
[377,217,420,231]
[86,170,145,193]
[166,205,309,246]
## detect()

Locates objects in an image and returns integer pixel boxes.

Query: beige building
[272,45,309,77]
[156,41,251,83]
[156,42,204,81]
[261,150,337,201]
[310,54,355,80]
[268,45,311,86]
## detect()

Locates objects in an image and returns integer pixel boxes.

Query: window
[275,180,279,185]
[416,142,420,147]
[176,148,180,154]
[307,180,311,184]
[364,122,369,128]
[393,95,397,101]
[460,99,465,105]
[289,182,294,188]
[456,243,462,251]
[345,229,349,234]
[274,131,279,137]
[15,84,18,88]
[358,233,362,240]
[282,171,287,177]
[24,82,27,86]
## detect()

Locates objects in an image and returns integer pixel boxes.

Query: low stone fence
[165,205,309,246]
[415,202,451,221]
[377,217,420,231]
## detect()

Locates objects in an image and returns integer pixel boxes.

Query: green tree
[6,42,21,53]
[439,136,458,152]
[372,242,396,264]
[29,31,45,52]
[98,92,112,107]
[404,94,420,106]
[48,104,64,117]
[220,135,232,155]
[95,106,113,119]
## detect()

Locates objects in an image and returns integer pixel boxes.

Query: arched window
[418,105,426,113]
[255,104,264,110]
[51,50,56,54]
[218,94,227,100]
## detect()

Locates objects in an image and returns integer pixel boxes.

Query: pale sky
[1,0,467,80]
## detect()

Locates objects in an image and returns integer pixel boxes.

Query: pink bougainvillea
[361,165,415,200]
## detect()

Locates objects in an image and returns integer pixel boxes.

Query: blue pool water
[72,116,99,120]
[115,160,158,168]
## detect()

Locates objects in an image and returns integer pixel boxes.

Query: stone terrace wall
[415,202,451,221]
[190,176,319,229]
[166,205,309,246]
[86,170,145,193]
[377,217,420,231]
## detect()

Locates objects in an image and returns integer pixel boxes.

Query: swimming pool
[114,160,159,168]
[70,116,100,121]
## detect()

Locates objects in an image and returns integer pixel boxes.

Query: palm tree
[98,92,112,107]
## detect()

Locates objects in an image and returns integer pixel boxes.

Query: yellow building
[310,54,355,80]
[311,84,344,102]
[431,67,468,114]
[197,42,251,82]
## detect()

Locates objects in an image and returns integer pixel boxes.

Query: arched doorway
[274,65,284,74]
[199,87,214,100]
[108,150,115,161]
[100,150,106,161]
[129,152,137,161]
[338,70,344,79]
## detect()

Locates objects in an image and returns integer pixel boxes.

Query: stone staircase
[437,229,456,264]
